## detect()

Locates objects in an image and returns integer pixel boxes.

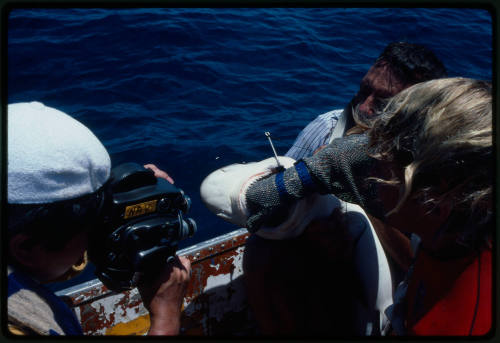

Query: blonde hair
[368,78,492,247]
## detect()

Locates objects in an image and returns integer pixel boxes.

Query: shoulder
[8,268,81,335]
[317,108,343,121]
[302,109,343,131]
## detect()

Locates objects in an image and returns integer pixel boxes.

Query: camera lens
[180,217,197,239]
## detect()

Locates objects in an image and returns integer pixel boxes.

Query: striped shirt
[285,109,344,160]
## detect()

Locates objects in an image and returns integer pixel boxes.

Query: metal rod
[264,131,282,168]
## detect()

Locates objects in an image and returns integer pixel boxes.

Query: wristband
[294,160,316,192]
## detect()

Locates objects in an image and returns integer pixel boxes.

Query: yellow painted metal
[105,314,150,335]
[60,229,255,335]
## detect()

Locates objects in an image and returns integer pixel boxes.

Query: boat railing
[56,228,258,336]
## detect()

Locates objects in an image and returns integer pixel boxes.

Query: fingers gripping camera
[88,163,197,292]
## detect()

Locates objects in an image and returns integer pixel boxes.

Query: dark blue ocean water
[7,7,492,289]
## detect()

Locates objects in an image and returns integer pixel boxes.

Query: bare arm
[139,164,189,335]
[138,255,191,335]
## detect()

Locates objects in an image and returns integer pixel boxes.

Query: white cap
[8,102,111,204]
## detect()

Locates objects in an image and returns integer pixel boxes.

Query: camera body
[88,163,196,292]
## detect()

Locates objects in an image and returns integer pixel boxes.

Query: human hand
[144,164,174,184]
[138,255,191,335]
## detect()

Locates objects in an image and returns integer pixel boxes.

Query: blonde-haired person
[365,77,492,335]
[203,77,491,335]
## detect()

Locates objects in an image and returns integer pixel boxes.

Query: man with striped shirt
[242,42,447,336]
[285,42,447,160]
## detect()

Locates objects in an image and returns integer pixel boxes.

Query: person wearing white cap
[7,102,190,336]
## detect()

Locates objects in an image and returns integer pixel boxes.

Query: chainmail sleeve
[302,133,376,207]
[245,133,383,232]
